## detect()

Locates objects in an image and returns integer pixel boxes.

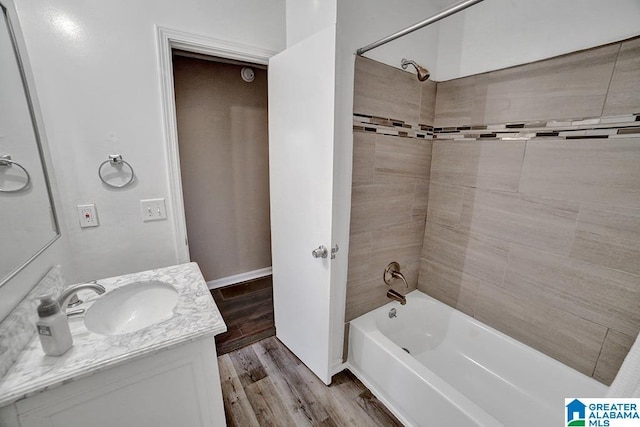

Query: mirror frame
[0,0,60,287]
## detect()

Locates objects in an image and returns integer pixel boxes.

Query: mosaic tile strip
[353,113,640,141]
[353,113,433,140]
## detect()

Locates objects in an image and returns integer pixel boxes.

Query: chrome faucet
[57,282,106,312]
[387,289,406,305]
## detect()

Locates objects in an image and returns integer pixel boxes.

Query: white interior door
[268,26,336,385]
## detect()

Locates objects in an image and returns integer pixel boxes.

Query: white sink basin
[84,280,178,336]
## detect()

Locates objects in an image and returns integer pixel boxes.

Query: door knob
[312,245,328,259]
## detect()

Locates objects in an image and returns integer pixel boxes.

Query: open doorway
[172,50,274,354]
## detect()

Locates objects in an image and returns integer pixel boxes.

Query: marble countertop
[0,262,226,407]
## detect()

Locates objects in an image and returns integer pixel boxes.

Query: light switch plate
[77,204,99,228]
[141,198,167,222]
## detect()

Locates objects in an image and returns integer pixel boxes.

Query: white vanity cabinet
[0,337,225,427]
[0,264,227,427]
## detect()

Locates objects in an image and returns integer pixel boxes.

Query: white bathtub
[348,290,606,427]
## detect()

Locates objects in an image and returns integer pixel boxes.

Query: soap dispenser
[36,294,73,356]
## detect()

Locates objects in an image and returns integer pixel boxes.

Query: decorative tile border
[353,113,433,140]
[354,113,640,141]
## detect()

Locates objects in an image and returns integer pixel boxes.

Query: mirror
[0,1,59,286]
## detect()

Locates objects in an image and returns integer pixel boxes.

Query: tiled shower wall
[348,37,640,384]
[346,56,436,322]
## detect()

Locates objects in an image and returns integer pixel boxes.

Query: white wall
[340,0,441,81]
[346,0,640,81]
[13,0,286,284]
[435,0,640,80]
[286,0,336,47]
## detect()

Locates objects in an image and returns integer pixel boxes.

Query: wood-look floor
[218,337,403,427]
[211,276,276,355]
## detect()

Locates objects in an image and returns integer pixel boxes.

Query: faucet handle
[383,262,409,288]
[66,293,83,308]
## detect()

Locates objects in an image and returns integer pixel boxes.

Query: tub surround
[420,36,640,385]
[0,262,226,407]
[346,56,436,324]
[348,35,640,385]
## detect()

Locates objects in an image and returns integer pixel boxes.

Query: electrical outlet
[77,204,99,228]
[140,198,167,222]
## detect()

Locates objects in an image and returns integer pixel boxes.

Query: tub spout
[387,289,406,305]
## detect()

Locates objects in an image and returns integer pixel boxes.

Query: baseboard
[206,267,272,290]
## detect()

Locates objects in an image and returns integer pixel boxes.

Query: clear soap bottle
[36,294,73,356]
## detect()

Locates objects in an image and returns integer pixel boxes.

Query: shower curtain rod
[356,0,485,56]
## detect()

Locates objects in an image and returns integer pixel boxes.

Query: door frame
[155,26,278,263]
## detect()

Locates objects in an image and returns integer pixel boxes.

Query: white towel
[607,332,640,397]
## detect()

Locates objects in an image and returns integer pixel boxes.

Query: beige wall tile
[474,283,607,376]
[346,223,423,322]
[352,132,375,185]
[346,231,371,285]
[421,221,509,285]
[346,277,398,321]
[412,180,430,223]
[519,138,640,207]
[462,188,579,255]
[502,244,640,337]
[370,220,426,255]
[434,75,488,127]
[418,258,481,316]
[371,221,426,288]
[430,140,525,192]
[354,56,420,124]
[419,79,437,126]
[348,134,430,321]
[479,44,618,124]
[594,329,635,385]
[570,203,640,276]
[604,38,640,116]
[374,135,431,182]
[426,182,466,228]
[349,183,415,234]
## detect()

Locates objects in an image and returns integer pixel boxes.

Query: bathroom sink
[84,280,178,335]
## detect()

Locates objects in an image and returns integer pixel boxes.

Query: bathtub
[348,290,606,427]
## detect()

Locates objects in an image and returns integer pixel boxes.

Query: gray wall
[173,55,271,282]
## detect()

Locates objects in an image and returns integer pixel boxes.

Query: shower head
[401,58,430,81]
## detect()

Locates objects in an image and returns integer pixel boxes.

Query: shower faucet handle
[384,261,409,288]
[312,245,329,259]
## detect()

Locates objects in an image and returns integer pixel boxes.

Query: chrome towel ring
[0,154,31,193]
[98,154,135,188]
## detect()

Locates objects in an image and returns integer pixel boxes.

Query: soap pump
[36,294,73,356]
